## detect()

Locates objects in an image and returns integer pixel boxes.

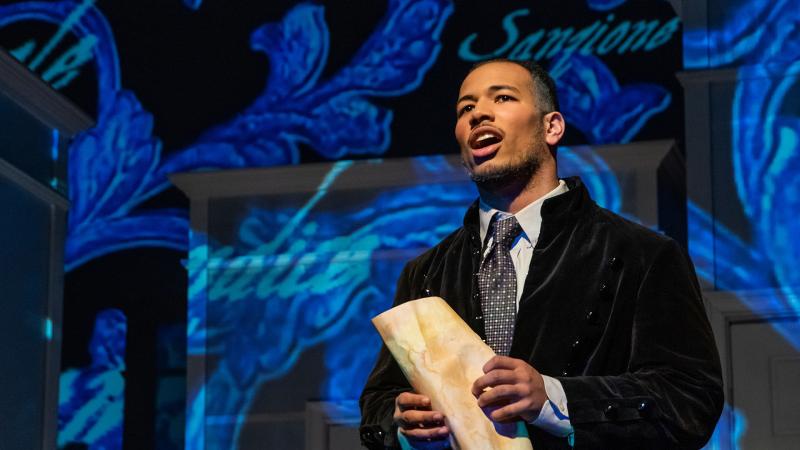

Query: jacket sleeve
[558,239,724,449]
[359,263,416,449]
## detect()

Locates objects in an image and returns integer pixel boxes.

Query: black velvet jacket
[359,177,723,449]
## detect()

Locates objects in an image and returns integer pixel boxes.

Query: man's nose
[469,105,493,128]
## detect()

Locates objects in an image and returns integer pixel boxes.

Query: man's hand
[471,355,548,423]
[393,392,450,442]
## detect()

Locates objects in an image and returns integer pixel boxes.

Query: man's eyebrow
[488,84,521,94]
[456,94,477,106]
[456,85,521,106]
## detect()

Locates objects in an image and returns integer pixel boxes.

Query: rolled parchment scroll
[372,296,533,450]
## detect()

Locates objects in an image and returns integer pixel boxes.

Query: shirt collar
[479,179,569,245]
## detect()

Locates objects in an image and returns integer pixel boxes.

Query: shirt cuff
[530,375,574,438]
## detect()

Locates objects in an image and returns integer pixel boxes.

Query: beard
[468,149,544,191]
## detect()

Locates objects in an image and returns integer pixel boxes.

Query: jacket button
[424,289,432,296]
[637,400,651,416]
[475,315,483,321]
[599,282,611,301]
[609,256,622,270]
[604,404,618,418]
[571,338,582,349]
[585,310,597,324]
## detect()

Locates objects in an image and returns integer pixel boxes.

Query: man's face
[454,62,554,185]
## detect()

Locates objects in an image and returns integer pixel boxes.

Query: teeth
[476,133,496,142]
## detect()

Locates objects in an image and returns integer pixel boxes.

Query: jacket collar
[463,176,594,247]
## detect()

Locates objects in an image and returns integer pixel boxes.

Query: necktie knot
[492,216,521,250]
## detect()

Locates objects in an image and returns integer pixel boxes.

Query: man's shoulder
[592,206,678,255]
[405,225,473,271]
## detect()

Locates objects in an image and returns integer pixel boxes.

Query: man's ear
[543,112,565,146]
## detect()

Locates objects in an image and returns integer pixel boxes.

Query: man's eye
[496,95,514,103]
[458,104,474,117]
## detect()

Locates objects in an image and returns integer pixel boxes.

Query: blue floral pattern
[57,310,126,449]
[556,54,671,144]
[2,0,783,449]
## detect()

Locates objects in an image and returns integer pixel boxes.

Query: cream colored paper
[372,296,532,450]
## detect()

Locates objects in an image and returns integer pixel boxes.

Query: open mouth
[469,130,502,149]
[468,127,503,158]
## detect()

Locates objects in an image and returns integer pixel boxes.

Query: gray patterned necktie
[478,215,521,356]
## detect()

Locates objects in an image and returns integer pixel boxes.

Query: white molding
[704,288,800,449]
[305,401,360,450]
[170,140,675,200]
[0,158,69,208]
[0,49,93,137]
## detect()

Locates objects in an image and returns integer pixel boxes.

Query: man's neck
[477,169,559,214]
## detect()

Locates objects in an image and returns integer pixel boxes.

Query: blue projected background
[683,0,800,349]
[0,0,797,448]
[58,309,126,449]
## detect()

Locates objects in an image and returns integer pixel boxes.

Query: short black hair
[468,58,560,113]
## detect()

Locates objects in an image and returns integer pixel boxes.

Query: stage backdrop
[0,0,797,448]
